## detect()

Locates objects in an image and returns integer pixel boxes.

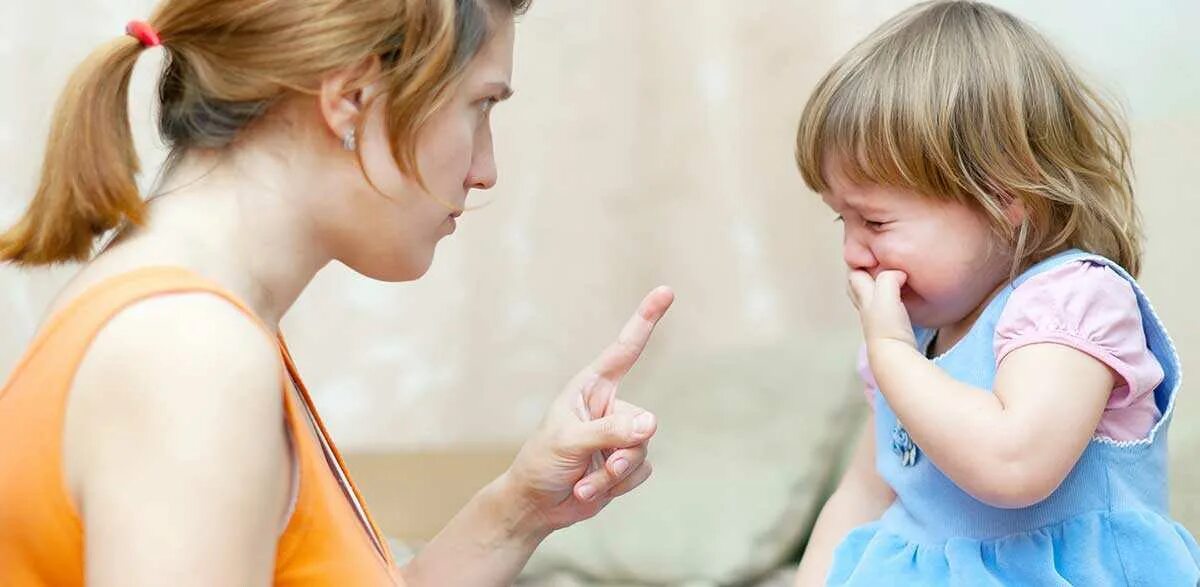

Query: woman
[0,0,672,584]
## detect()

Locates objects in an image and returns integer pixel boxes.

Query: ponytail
[0,36,149,265]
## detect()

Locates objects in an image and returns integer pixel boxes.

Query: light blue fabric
[828,250,1200,586]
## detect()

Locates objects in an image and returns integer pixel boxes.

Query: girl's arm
[794,413,896,587]
[850,271,1112,509]
[867,339,1109,508]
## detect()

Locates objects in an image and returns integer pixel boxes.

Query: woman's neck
[109,147,334,329]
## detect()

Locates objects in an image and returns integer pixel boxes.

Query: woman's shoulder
[43,250,281,379]
[61,260,289,507]
[66,282,286,436]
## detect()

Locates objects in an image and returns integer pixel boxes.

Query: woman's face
[323,16,516,282]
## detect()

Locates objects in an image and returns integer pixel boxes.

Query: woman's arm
[66,294,291,586]
[400,287,673,587]
[794,414,895,587]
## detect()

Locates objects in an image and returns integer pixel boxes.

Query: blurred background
[2,1,1198,585]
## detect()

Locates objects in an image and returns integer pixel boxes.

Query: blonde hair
[1,0,529,266]
[796,1,1142,276]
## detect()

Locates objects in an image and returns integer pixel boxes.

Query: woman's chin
[346,253,434,283]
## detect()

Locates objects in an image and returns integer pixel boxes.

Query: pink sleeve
[993,260,1164,441]
[857,344,878,409]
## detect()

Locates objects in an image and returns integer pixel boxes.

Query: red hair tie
[125,20,161,48]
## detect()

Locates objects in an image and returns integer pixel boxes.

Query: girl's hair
[0,0,529,266]
[795,1,1142,276]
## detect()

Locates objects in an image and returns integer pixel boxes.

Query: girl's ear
[1004,196,1027,228]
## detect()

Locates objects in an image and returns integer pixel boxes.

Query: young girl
[792,2,1200,585]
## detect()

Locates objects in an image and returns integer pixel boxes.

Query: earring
[342,129,357,152]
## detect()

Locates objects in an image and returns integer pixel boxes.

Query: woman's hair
[795,1,1142,276]
[0,0,529,266]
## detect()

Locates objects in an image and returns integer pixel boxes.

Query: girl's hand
[499,286,674,533]
[847,270,916,349]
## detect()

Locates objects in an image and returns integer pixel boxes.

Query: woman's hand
[501,285,675,532]
[401,287,674,587]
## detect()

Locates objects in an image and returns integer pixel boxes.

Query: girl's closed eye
[832,214,888,231]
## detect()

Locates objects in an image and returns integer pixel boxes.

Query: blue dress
[827,250,1200,586]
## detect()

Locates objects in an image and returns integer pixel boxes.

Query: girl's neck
[931,277,1012,357]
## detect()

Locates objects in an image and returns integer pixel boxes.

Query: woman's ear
[317,56,383,142]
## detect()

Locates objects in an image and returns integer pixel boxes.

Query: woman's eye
[864,220,888,231]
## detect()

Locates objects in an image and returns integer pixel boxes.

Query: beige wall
[2,0,1198,530]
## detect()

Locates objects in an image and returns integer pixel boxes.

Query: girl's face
[820,155,1013,335]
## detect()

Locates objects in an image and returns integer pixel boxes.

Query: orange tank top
[0,266,400,586]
